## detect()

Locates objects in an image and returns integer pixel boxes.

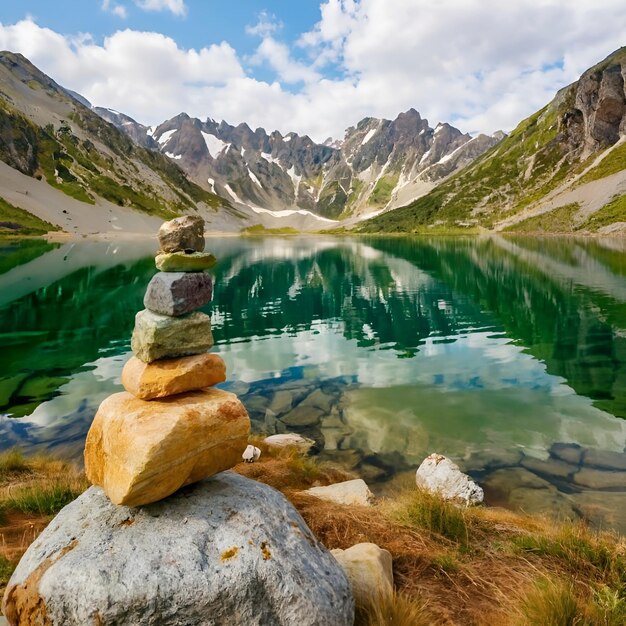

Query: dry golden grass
[0,449,88,597]
[233,437,354,490]
[233,442,626,626]
[1,442,625,626]
[355,591,436,626]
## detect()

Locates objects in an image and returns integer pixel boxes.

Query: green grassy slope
[0,196,59,236]
[0,52,233,227]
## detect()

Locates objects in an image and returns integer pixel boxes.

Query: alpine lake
[2,235,626,531]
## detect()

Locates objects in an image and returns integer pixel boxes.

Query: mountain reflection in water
[1,235,625,530]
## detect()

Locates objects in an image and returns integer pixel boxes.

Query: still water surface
[1,236,626,529]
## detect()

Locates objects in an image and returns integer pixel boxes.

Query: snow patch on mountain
[201,132,230,158]
[361,128,378,146]
[248,168,263,188]
[224,183,245,204]
[158,129,176,145]
[261,152,282,168]
[250,206,337,223]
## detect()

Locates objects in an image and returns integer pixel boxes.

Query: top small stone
[158,215,205,253]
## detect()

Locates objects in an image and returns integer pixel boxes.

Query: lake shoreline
[1,445,625,625]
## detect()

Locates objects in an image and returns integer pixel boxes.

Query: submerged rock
[158,214,205,253]
[131,309,213,363]
[84,389,250,506]
[143,271,213,317]
[415,453,484,506]
[121,353,226,400]
[264,433,315,453]
[2,473,354,626]
[549,442,584,466]
[306,479,374,507]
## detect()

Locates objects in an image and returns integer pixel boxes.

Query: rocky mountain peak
[96,102,501,220]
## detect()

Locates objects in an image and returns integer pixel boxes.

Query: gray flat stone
[144,271,213,316]
[131,309,213,363]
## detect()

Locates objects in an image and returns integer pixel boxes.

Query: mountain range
[0,47,625,235]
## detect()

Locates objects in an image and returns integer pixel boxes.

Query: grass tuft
[385,488,470,544]
[2,478,86,516]
[234,439,352,490]
[515,578,582,626]
[0,554,15,587]
[0,449,30,479]
[512,522,626,588]
[355,591,435,626]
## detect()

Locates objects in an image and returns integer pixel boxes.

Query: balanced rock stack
[84,215,250,507]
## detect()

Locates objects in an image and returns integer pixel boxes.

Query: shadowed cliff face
[573,55,626,154]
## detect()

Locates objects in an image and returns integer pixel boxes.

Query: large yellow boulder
[121,353,226,400]
[84,389,250,506]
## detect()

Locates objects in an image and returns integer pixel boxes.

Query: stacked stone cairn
[84,215,251,507]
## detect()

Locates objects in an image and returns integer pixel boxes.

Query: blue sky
[1,1,625,141]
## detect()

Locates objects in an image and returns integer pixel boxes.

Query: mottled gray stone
[158,215,205,253]
[131,309,213,363]
[269,390,293,415]
[2,472,354,626]
[144,272,213,316]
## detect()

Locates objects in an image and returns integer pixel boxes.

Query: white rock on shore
[331,543,394,609]
[305,479,374,507]
[415,453,484,506]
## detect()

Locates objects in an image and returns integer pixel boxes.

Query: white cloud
[245,11,282,38]
[1,1,626,142]
[101,0,128,19]
[134,0,187,16]
[250,37,321,84]
[0,19,244,123]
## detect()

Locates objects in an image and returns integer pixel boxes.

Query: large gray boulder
[2,472,354,626]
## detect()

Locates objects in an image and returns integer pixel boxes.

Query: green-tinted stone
[131,309,214,363]
[155,252,217,272]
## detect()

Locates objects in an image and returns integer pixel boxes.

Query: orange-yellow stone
[121,353,226,400]
[84,389,250,507]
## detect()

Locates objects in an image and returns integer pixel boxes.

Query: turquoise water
[1,235,626,529]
